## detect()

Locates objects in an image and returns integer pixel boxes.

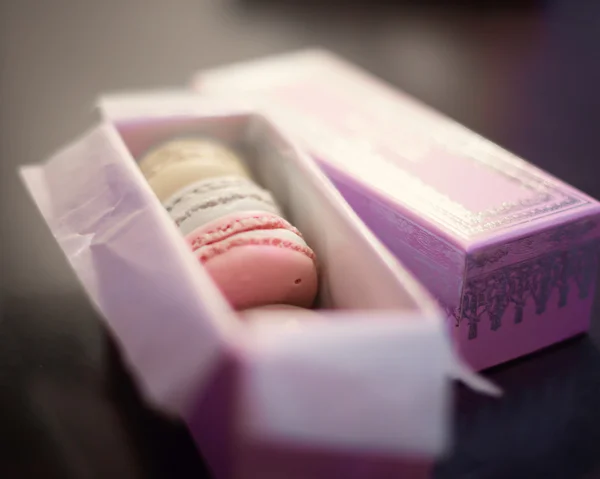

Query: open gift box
[191,49,600,371]
[20,97,498,479]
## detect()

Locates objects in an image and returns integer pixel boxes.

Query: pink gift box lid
[193,49,600,250]
[191,50,600,370]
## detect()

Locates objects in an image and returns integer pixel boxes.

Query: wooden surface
[1,1,600,477]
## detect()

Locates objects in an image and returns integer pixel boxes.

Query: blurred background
[2,0,600,478]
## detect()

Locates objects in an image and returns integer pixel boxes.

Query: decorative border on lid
[264,75,592,239]
[456,239,600,340]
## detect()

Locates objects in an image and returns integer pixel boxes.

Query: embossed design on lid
[459,239,600,339]
[259,74,592,239]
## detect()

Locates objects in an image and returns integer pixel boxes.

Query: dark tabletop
[2,0,600,478]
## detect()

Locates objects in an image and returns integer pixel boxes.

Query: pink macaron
[186,211,318,310]
[240,304,322,326]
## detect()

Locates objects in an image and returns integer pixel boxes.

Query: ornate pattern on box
[349,182,600,340]
[460,239,600,340]
[466,218,600,273]
[439,302,462,328]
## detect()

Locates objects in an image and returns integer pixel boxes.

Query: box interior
[113,113,424,317]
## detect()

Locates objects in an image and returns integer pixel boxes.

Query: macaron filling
[172,191,278,228]
[163,176,253,212]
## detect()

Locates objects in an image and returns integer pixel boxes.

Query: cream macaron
[139,138,250,202]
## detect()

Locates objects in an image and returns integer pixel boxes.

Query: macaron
[241,304,321,326]
[163,176,282,235]
[139,138,250,202]
[186,211,318,310]
[244,304,310,312]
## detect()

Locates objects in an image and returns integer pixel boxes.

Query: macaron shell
[139,138,249,179]
[245,304,309,311]
[148,160,249,202]
[202,245,318,310]
[185,210,301,248]
[241,304,322,326]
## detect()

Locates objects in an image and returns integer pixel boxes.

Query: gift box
[20,97,498,478]
[191,49,600,371]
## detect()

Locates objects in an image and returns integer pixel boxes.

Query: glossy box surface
[194,50,600,370]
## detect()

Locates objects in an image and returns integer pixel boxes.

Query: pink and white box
[20,96,496,479]
[193,49,600,371]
